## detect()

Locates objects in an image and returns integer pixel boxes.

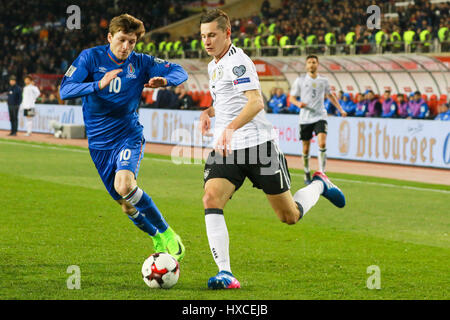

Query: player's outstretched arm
[146,57,188,88]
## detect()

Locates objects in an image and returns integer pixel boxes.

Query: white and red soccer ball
[141,253,180,289]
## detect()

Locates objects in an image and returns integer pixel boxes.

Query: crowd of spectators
[225,0,450,55]
[265,86,450,121]
[0,0,198,92]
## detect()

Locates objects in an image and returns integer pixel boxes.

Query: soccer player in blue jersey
[59,14,187,261]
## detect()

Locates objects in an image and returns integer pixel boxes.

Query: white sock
[303,153,310,173]
[318,148,327,172]
[26,117,33,134]
[205,210,231,273]
[293,181,324,217]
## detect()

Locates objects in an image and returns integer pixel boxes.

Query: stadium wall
[1,103,448,169]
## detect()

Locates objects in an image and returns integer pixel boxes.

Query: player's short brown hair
[200,9,231,32]
[306,54,319,62]
[109,14,145,40]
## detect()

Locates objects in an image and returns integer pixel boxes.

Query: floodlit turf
[0,138,449,300]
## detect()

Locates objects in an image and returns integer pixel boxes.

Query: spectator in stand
[324,97,336,115]
[396,93,409,118]
[339,93,356,116]
[154,87,179,109]
[47,93,59,104]
[365,90,382,117]
[355,92,368,117]
[408,91,429,119]
[434,102,450,121]
[175,85,194,110]
[381,90,398,118]
[268,87,287,113]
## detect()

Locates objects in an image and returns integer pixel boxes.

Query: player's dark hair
[306,54,319,62]
[200,9,231,32]
[109,14,145,40]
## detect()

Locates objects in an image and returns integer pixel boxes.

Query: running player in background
[199,9,346,289]
[290,56,347,185]
[60,14,187,261]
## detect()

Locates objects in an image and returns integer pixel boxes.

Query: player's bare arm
[215,89,264,156]
[290,97,307,108]
[199,106,215,136]
[327,93,347,117]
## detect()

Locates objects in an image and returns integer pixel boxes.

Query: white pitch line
[2,140,448,194]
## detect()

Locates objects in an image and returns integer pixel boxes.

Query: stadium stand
[0,0,448,119]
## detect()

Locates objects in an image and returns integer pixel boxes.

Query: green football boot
[161,227,185,262]
[151,233,167,253]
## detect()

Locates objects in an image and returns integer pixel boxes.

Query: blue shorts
[89,138,146,200]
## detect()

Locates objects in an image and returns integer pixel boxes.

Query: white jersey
[208,44,277,150]
[21,84,40,109]
[290,73,331,124]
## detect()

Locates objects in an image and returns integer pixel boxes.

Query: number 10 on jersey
[109,78,121,93]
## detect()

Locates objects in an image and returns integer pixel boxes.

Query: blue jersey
[60,44,188,149]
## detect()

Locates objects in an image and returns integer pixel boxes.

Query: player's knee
[202,191,221,208]
[115,182,135,198]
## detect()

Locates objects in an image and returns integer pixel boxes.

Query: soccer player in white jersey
[290,55,347,184]
[21,75,41,136]
[198,9,346,290]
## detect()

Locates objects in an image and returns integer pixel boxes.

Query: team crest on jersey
[211,67,223,82]
[126,63,136,78]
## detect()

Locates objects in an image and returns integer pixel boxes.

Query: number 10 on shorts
[120,149,131,161]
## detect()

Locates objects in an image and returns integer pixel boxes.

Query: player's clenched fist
[145,77,168,88]
[99,68,122,90]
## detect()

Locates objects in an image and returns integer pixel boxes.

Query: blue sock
[129,211,158,236]
[124,187,169,233]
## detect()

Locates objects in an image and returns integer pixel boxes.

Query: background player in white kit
[21,75,41,136]
[198,9,346,290]
[290,55,347,184]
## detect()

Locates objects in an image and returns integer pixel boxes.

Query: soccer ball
[141,253,180,289]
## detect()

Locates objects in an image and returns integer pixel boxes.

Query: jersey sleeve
[59,49,100,100]
[230,56,260,92]
[290,77,301,97]
[143,55,188,87]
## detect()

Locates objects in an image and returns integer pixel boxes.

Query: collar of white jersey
[306,72,319,80]
[214,43,236,64]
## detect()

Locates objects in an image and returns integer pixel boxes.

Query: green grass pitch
[0,138,449,300]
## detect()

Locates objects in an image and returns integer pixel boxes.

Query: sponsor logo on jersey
[204,168,210,180]
[154,58,165,64]
[98,67,107,73]
[65,65,77,77]
[233,77,251,85]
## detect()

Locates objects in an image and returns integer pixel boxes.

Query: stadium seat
[422,94,428,101]
[199,91,212,108]
[440,94,447,103]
